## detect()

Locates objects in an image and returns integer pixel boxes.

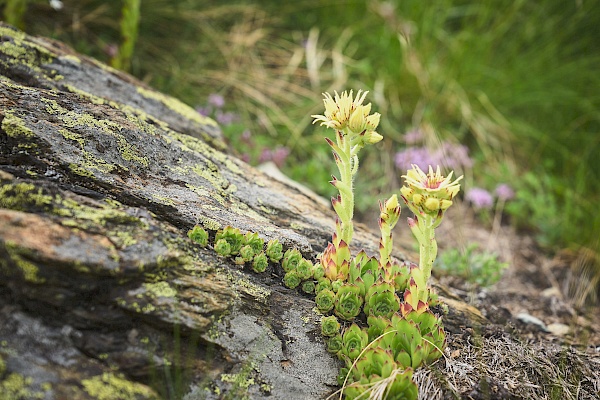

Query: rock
[0,22,347,399]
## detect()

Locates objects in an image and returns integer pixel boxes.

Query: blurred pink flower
[495,184,515,201]
[395,147,438,172]
[272,146,290,167]
[196,106,211,116]
[215,110,238,125]
[466,187,494,209]
[259,149,272,164]
[403,129,423,145]
[208,93,225,108]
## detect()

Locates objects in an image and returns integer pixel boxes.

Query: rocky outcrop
[0,21,357,399]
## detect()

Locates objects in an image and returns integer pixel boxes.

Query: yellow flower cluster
[311,90,381,141]
[400,165,462,215]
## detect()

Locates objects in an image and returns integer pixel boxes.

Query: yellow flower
[401,165,462,214]
[312,90,379,133]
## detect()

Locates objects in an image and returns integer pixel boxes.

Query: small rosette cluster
[188,225,283,274]
[281,248,322,293]
[322,310,445,399]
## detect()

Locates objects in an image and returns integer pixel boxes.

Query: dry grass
[419,330,600,399]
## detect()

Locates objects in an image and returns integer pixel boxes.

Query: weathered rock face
[0,22,358,399]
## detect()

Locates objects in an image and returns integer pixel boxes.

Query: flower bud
[424,197,440,211]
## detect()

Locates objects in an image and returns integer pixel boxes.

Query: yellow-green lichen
[220,373,255,389]
[0,183,53,211]
[168,131,241,175]
[0,27,56,82]
[150,194,176,206]
[69,163,95,178]
[4,241,45,284]
[0,373,46,400]
[81,372,157,400]
[143,281,178,298]
[290,222,304,230]
[62,84,106,105]
[2,110,34,138]
[197,216,222,231]
[220,268,270,305]
[136,86,217,128]
[60,54,81,64]
[41,97,149,168]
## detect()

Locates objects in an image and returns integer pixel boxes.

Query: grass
[9,0,600,270]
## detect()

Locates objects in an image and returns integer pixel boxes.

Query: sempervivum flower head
[400,164,463,215]
[312,90,380,135]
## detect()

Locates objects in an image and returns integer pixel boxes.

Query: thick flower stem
[335,128,355,246]
[418,214,437,283]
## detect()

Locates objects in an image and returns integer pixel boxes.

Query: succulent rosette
[320,240,350,281]
[301,280,315,294]
[344,348,418,400]
[265,239,283,262]
[283,270,301,289]
[321,315,341,337]
[334,284,364,321]
[214,238,231,257]
[327,334,343,355]
[238,245,254,263]
[215,226,244,255]
[312,262,325,280]
[365,281,400,319]
[242,232,264,255]
[187,225,208,247]
[341,324,369,362]
[315,289,335,313]
[282,249,303,273]
[252,252,268,273]
[296,259,314,280]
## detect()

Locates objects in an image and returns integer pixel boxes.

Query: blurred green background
[4,0,599,257]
